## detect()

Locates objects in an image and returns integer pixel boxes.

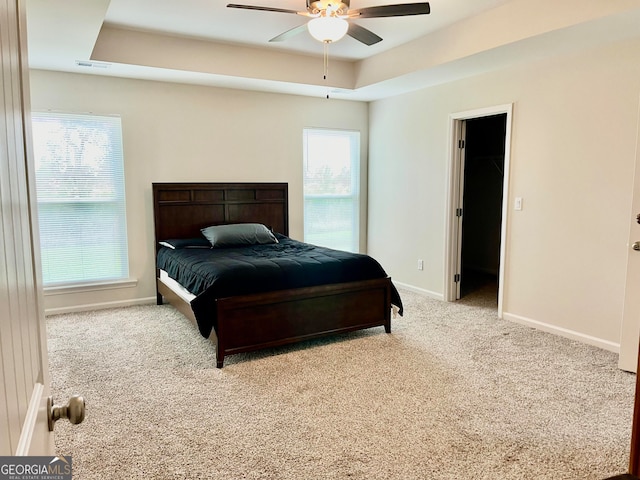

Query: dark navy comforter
[157,234,403,337]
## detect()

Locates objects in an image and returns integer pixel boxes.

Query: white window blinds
[303,128,360,252]
[31,112,129,286]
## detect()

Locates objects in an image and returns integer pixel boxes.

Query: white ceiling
[25,0,640,101]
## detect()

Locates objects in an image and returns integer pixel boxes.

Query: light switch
[514,197,523,211]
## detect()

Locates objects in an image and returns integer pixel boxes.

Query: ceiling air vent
[75,60,110,69]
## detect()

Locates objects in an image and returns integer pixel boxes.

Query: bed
[153,182,402,368]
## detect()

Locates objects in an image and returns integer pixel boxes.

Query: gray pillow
[201,223,278,247]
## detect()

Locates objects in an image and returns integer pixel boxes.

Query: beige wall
[368,36,640,349]
[31,33,640,350]
[29,71,369,312]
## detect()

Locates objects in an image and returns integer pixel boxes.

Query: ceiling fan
[226,1,431,46]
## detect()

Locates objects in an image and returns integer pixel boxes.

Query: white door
[454,120,467,300]
[0,0,53,455]
[618,105,640,372]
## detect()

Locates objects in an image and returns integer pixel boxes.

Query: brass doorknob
[47,395,85,431]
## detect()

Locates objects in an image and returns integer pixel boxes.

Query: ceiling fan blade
[347,22,382,46]
[226,4,304,15]
[269,24,308,42]
[348,2,430,18]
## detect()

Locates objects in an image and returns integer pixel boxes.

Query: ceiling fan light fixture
[307,16,348,43]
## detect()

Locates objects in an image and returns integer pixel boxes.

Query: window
[31,112,129,286]
[303,128,360,252]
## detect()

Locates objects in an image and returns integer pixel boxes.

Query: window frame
[31,111,130,288]
[302,128,361,253]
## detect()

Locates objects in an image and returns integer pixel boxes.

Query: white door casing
[0,0,54,455]
[444,104,513,317]
[618,96,640,373]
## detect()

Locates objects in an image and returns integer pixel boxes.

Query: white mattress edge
[159,270,196,303]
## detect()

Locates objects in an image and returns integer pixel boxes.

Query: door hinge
[454,273,461,282]
[458,139,465,149]
[456,208,463,217]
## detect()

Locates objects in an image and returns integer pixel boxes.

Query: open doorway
[445,104,512,316]
[460,114,506,299]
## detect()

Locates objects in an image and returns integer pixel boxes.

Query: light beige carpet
[47,286,635,479]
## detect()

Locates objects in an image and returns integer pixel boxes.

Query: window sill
[43,278,138,296]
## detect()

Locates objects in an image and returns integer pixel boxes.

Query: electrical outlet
[417,259,424,271]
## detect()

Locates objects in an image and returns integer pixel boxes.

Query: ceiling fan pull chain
[323,41,329,80]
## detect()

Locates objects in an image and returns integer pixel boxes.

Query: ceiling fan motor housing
[307,0,350,15]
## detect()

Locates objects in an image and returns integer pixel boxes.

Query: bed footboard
[158,275,392,368]
[214,277,392,368]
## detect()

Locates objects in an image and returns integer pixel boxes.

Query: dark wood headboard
[152,183,289,244]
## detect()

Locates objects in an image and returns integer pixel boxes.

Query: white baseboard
[393,281,444,301]
[45,297,157,316]
[502,312,620,353]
